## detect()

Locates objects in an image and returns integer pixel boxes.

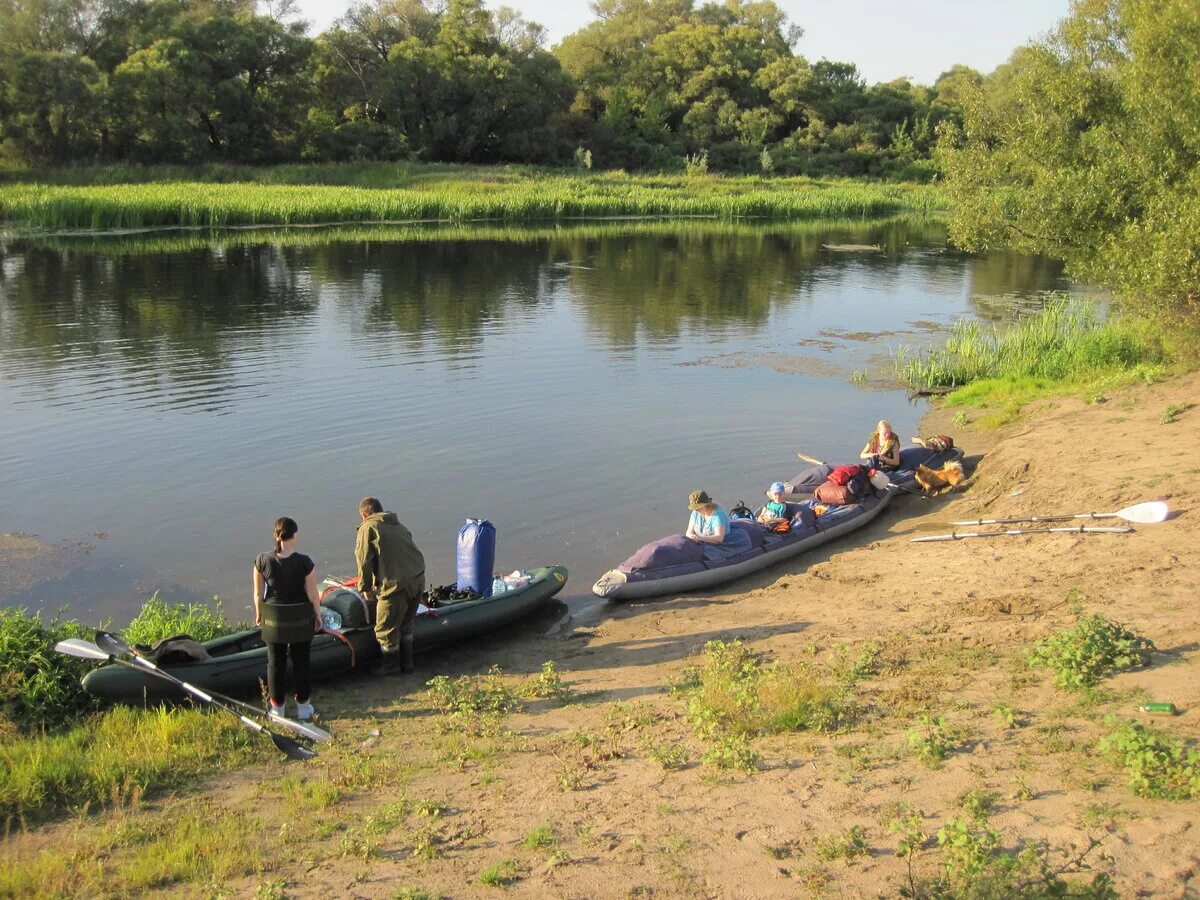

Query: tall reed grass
[0,165,947,231]
[895,298,1167,392]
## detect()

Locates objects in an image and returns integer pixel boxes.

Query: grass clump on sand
[1029,615,1154,691]
[1099,720,1199,801]
[674,641,849,770]
[895,298,1173,422]
[0,164,947,230]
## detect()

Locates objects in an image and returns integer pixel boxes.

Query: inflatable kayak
[83,564,568,703]
[592,448,962,601]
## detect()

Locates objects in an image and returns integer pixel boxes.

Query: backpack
[925,435,955,453]
[729,500,754,520]
[829,464,864,486]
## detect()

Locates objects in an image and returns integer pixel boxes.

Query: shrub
[0,609,101,731]
[1029,615,1154,691]
[1099,720,1199,801]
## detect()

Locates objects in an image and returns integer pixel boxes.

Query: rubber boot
[370,650,402,676]
[400,634,416,674]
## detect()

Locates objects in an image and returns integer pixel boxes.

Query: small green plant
[413,797,445,818]
[953,410,970,427]
[759,146,774,174]
[991,701,1019,729]
[683,150,709,176]
[1010,774,1034,802]
[1029,614,1154,690]
[906,714,953,767]
[1161,403,1192,424]
[426,667,521,716]
[573,146,593,170]
[882,803,927,858]
[816,825,869,862]
[850,369,867,386]
[521,824,558,851]
[477,859,519,887]
[957,788,1000,821]
[702,733,759,773]
[645,742,688,770]
[520,661,577,704]
[1098,719,1199,800]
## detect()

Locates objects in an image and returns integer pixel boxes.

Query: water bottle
[1137,702,1178,715]
[491,576,507,596]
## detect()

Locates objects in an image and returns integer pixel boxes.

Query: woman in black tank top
[252,517,323,721]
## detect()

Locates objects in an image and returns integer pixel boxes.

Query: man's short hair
[359,497,383,517]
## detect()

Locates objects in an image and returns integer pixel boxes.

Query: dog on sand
[914,460,965,496]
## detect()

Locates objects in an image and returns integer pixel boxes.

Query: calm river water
[0,219,1080,622]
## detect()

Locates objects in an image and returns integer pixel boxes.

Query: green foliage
[0,705,259,823]
[957,789,1000,822]
[123,593,241,646]
[644,742,688,770]
[701,733,760,773]
[477,858,519,886]
[1161,403,1192,424]
[906,714,954,768]
[0,609,101,731]
[1029,614,1154,691]
[519,661,577,704]
[0,169,946,230]
[938,0,1200,317]
[816,825,869,862]
[896,298,1168,393]
[1099,720,1200,800]
[427,667,521,717]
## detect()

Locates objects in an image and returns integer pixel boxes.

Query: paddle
[795,452,826,465]
[54,639,316,761]
[911,525,1132,543]
[911,500,1169,532]
[93,631,330,743]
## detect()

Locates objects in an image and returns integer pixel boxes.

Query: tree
[938,0,1200,316]
[2,51,102,162]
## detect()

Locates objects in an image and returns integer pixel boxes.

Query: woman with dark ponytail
[252,517,323,721]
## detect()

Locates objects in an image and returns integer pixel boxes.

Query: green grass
[0,163,947,231]
[0,705,262,823]
[1029,615,1155,692]
[123,593,245,647]
[895,298,1175,416]
[0,609,103,731]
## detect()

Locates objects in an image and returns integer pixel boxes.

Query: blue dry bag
[456,518,496,597]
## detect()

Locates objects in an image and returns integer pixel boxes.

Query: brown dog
[914,460,965,496]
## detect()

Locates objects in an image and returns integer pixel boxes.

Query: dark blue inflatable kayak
[83,565,568,703]
[592,449,962,601]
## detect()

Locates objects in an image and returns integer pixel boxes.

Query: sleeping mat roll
[456,518,496,597]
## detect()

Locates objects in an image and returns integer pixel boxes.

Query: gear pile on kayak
[81,565,569,703]
[592,446,963,602]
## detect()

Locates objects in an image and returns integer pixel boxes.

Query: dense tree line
[0,0,979,174]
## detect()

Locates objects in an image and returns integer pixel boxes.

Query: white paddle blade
[54,639,111,660]
[1120,501,1169,524]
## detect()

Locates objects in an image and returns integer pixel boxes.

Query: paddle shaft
[912,525,1131,543]
[94,632,328,743]
[102,654,315,759]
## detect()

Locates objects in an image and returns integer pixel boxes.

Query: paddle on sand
[911,524,1132,543]
[93,630,330,744]
[54,638,317,760]
[912,500,1169,532]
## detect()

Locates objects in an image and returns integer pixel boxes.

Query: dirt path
[8,374,1200,898]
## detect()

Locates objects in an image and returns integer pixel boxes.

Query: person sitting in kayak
[685,490,753,560]
[757,482,789,527]
[861,419,901,470]
[253,516,323,722]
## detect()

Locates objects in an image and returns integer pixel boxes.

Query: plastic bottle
[1137,702,1178,715]
[491,576,508,596]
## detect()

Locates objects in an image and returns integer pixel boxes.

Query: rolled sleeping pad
[457,518,496,598]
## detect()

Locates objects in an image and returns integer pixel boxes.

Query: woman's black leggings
[266,640,311,704]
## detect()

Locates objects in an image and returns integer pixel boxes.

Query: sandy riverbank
[6,373,1199,897]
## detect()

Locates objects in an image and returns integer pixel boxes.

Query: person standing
[355,497,426,676]
[253,517,323,721]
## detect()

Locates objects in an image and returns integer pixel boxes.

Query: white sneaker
[295,700,314,722]
[269,701,286,720]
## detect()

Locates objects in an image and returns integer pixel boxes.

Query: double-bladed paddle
[910,524,1132,543]
[911,500,1168,532]
[54,638,317,761]
[93,630,330,743]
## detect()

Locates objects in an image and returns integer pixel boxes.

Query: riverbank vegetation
[0,167,946,230]
[0,0,975,177]
[0,601,255,825]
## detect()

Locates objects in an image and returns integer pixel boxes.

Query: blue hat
[768,482,786,495]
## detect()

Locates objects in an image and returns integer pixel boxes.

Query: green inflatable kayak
[82,565,568,703]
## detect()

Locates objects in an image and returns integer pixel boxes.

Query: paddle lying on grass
[93,630,330,744]
[911,525,1132,543]
[911,500,1169,532]
[54,638,317,760]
